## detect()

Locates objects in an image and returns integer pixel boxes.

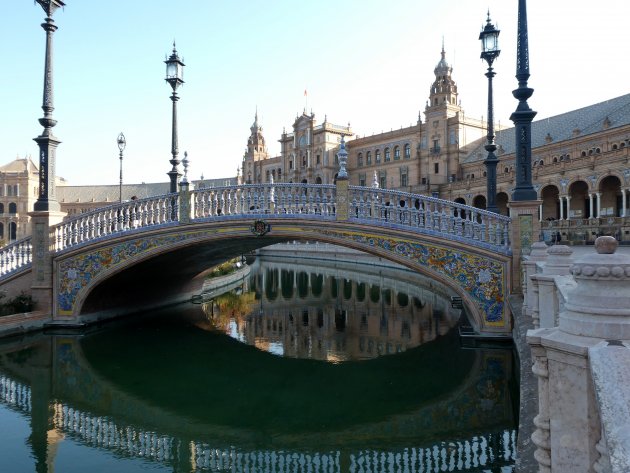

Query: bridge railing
[349,187,511,251]
[192,183,337,219]
[0,237,32,278]
[51,193,177,252]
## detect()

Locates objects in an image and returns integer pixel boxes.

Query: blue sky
[4,0,629,185]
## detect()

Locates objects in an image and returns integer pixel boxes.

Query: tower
[421,44,464,193]
[242,110,269,184]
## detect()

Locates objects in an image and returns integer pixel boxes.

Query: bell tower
[426,42,460,117]
[242,110,269,184]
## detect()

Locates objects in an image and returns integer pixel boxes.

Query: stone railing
[524,238,630,472]
[0,237,32,278]
[51,193,177,253]
[349,186,511,253]
[0,183,512,282]
[191,183,337,220]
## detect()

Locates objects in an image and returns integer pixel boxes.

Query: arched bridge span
[0,183,512,334]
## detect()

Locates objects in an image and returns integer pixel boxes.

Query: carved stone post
[535,245,574,328]
[508,200,542,294]
[178,180,191,224]
[522,240,548,318]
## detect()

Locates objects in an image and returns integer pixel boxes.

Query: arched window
[357,152,363,166]
[8,203,17,214]
[504,167,510,174]
[404,143,411,159]
[375,149,381,163]
[394,146,400,160]
[0,204,4,214]
[384,147,391,162]
[366,151,372,164]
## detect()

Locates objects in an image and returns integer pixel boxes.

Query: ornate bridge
[0,182,513,334]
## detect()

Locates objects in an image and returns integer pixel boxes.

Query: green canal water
[0,258,518,472]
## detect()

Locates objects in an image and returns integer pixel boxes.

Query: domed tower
[241,110,269,184]
[426,42,459,115]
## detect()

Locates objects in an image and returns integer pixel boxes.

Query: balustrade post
[28,210,66,318]
[336,179,349,221]
[178,181,191,224]
[508,199,542,295]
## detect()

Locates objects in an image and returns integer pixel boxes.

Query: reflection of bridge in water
[0,374,516,473]
[0,331,517,473]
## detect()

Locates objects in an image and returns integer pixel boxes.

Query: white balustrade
[51,194,176,252]
[349,187,511,252]
[0,184,511,283]
[0,237,32,277]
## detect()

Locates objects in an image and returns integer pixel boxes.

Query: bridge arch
[54,218,510,334]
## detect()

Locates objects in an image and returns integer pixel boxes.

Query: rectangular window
[434,163,439,174]
[316,155,320,164]
[359,173,366,187]
[401,174,408,187]
[289,161,293,170]
[379,176,386,189]
[420,137,427,149]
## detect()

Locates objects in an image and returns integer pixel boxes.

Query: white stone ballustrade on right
[525,237,630,472]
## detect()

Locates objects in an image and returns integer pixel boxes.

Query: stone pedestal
[523,240,549,318]
[532,245,574,329]
[28,210,66,317]
[527,237,630,472]
[178,181,191,223]
[508,200,542,294]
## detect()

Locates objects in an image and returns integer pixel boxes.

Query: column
[589,194,594,219]
[539,204,543,222]
[622,188,626,217]
[559,196,564,220]
[596,192,602,218]
[566,195,571,219]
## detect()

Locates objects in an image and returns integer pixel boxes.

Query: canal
[0,253,518,472]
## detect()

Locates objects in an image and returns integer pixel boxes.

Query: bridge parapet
[348,187,511,253]
[0,237,32,278]
[51,193,177,253]
[192,183,337,220]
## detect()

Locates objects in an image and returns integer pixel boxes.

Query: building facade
[241,47,630,243]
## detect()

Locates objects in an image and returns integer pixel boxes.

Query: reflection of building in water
[205,258,461,361]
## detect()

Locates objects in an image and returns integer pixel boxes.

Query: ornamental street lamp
[165,42,185,194]
[117,132,126,202]
[33,0,65,212]
[479,11,500,214]
[511,0,538,201]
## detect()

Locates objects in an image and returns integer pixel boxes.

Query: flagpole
[304,89,308,114]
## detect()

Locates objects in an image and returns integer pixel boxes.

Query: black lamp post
[511,0,537,201]
[117,132,126,202]
[164,43,185,194]
[33,0,65,212]
[479,11,500,213]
